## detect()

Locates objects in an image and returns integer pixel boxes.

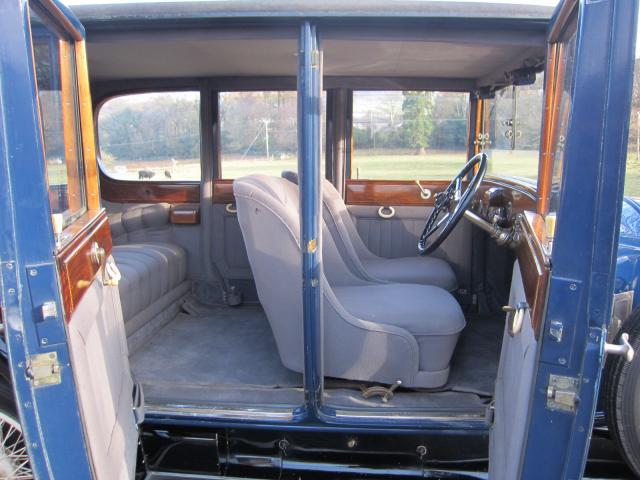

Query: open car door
[489,0,637,478]
[0,0,138,478]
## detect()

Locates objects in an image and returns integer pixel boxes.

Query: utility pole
[262,118,272,160]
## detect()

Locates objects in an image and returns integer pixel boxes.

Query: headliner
[73,1,552,89]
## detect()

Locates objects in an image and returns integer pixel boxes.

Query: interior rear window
[98,91,201,181]
[350,91,469,180]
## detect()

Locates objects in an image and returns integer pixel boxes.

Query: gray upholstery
[282,172,458,291]
[105,201,202,282]
[66,265,137,479]
[489,261,538,480]
[112,242,190,352]
[234,174,465,388]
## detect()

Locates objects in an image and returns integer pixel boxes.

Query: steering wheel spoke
[418,153,487,255]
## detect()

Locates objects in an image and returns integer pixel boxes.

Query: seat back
[233,175,305,371]
[234,174,420,384]
[281,171,377,280]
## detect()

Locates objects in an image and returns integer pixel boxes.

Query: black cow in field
[164,170,172,179]
[138,169,155,179]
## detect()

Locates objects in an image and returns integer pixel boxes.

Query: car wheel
[603,308,640,477]
[0,373,32,480]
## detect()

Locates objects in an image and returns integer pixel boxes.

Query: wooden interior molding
[213,179,235,204]
[170,204,201,224]
[58,39,84,213]
[345,179,447,206]
[57,211,112,319]
[100,172,200,203]
[516,211,551,339]
[537,42,561,216]
[76,40,101,211]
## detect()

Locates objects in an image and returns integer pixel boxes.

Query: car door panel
[212,179,252,279]
[344,179,473,288]
[66,265,137,480]
[347,204,473,286]
[489,260,540,480]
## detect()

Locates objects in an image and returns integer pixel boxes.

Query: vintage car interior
[65,2,554,421]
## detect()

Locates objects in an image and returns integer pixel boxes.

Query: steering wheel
[418,153,487,255]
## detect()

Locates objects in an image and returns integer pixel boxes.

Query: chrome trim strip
[145,403,295,421]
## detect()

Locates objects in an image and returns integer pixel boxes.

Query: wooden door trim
[56,210,112,319]
[516,211,551,339]
[344,179,447,206]
[100,172,201,203]
[213,179,235,204]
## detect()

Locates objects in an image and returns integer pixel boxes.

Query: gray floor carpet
[131,305,502,409]
[446,314,504,396]
[131,306,301,388]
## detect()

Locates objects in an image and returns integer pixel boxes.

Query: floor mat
[445,314,504,396]
[131,306,302,388]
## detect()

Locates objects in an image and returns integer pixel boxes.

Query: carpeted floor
[446,314,504,396]
[131,305,503,409]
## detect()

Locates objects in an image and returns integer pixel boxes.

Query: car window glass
[548,21,578,214]
[98,92,201,181]
[30,6,86,227]
[482,74,544,180]
[220,91,301,179]
[351,91,469,180]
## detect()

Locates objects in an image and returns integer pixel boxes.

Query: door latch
[26,352,61,387]
[546,374,579,413]
[604,333,634,363]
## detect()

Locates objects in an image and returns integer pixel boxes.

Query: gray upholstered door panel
[488,261,538,480]
[347,205,472,288]
[211,203,252,279]
[66,265,138,479]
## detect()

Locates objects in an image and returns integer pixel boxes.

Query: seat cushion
[112,242,188,323]
[334,283,465,372]
[361,256,458,292]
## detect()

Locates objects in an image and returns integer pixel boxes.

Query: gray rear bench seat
[108,203,190,353]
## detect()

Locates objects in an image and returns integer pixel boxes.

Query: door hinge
[546,374,579,413]
[26,352,61,387]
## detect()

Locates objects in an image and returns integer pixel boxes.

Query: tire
[0,362,33,480]
[603,308,640,478]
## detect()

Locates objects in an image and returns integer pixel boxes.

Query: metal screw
[558,357,567,365]
[416,445,427,458]
[346,437,357,449]
[29,269,37,277]
[5,263,13,270]
[7,288,15,295]
[41,338,48,345]
[310,278,319,287]
[569,283,577,291]
[278,439,289,452]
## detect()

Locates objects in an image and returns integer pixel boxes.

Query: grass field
[50,149,640,198]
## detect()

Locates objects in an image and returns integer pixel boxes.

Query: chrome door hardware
[415,180,432,200]
[26,352,61,387]
[549,320,564,342]
[604,333,635,363]
[90,241,106,268]
[502,302,529,337]
[546,374,579,413]
[377,206,395,219]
